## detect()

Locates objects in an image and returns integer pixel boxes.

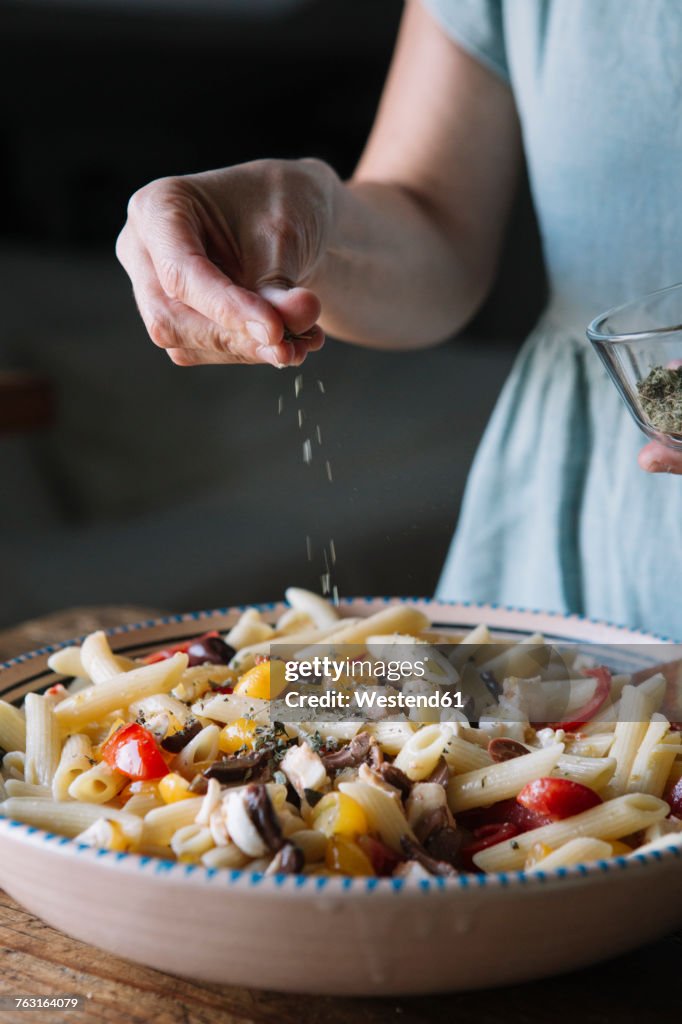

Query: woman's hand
[117,3,522,359]
[116,158,336,367]
[639,442,682,475]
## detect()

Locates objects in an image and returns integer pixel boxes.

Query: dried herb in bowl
[637,364,682,434]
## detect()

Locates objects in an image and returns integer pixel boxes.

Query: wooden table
[1,610,680,1024]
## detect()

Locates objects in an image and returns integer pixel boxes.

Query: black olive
[244,784,284,852]
[203,748,272,784]
[161,719,202,753]
[424,827,462,867]
[186,636,236,667]
[400,836,457,877]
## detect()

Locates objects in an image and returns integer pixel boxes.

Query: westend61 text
[283,689,465,711]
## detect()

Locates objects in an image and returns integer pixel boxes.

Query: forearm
[312,172,489,349]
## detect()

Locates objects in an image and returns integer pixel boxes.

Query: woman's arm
[315,0,522,348]
[116,0,522,366]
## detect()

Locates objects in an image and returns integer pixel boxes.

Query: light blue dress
[423,0,682,640]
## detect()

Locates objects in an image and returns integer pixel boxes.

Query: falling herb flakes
[637,364,682,434]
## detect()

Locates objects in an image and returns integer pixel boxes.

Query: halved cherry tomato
[101,723,169,780]
[460,823,520,872]
[357,835,402,876]
[549,666,611,731]
[517,778,601,820]
[458,797,550,834]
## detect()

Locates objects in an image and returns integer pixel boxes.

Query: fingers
[118,174,326,368]
[165,334,323,369]
[258,284,322,336]
[128,180,285,347]
[119,233,302,367]
[638,442,682,475]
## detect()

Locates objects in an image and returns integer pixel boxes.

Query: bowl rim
[1,597,680,896]
[1,814,680,895]
[587,280,682,344]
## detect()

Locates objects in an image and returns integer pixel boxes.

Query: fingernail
[257,345,286,369]
[246,320,271,347]
[259,284,291,304]
[645,460,662,473]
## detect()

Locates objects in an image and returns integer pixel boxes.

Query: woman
[116,0,682,638]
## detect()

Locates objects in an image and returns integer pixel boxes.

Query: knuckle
[127,175,185,220]
[126,183,152,220]
[158,257,185,300]
[114,227,128,265]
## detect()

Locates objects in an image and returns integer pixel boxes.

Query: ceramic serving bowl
[1,598,681,995]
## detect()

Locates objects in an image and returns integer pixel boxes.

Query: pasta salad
[1,590,681,880]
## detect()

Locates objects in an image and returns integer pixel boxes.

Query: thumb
[258,283,322,338]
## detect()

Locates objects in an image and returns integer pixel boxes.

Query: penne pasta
[474,794,669,871]
[68,761,127,804]
[297,606,430,659]
[627,717,680,798]
[0,699,27,753]
[55,653,189,730]
[607,685,655,795]
[338,780,415,852]
[80,631,128,684]
[3,596,679,882]
[393,724,452,781]
[140,798,204,847]
[447,744,564,813]
[24,694,61,788]
[52,733,94,801]
[0,797,143,841]
[553,754,617,791]
[5,781,52,799]
[529,837,613,870]
[367,720,416,756]
[443,734,493,773]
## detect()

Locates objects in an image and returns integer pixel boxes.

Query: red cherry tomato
[517,778,601,821]
[101,723,169,780]
[460,823,520,871]
[357,835,402,876]
[458,797,550,834]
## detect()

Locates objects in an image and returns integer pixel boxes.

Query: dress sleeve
[418,0,509,82]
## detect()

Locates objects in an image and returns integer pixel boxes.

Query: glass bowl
[587,282,682,452]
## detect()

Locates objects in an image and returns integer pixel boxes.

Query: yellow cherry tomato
[233,659,287,700]
[219,717,258,754]
[158,772,192,804]
[325,836,374,876]
[310,792,368,838]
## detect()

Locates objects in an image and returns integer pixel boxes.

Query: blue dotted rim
[1,597,680,894]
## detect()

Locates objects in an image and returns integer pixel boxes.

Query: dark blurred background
[0,0,545,629]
